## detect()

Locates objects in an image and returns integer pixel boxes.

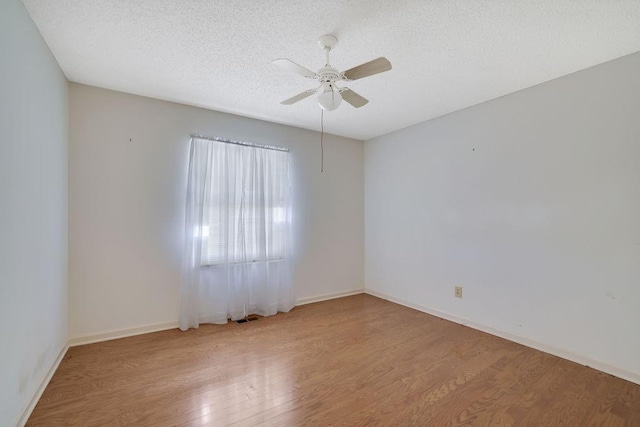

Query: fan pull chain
[320,109,324,173]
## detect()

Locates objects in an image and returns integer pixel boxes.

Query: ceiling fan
[273,35,392,111]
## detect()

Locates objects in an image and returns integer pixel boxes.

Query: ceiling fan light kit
[273,35,392,111]
[317,88,342,111]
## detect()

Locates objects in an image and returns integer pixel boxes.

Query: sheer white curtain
[180,136,294,330]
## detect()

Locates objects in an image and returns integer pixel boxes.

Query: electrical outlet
[454,286,463,298]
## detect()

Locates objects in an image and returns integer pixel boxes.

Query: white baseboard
[365,289,640,386]
[67,291,364,347]
[296,288,364,306]
[17,344,69,427]
[68,321,179,347]
[68,290,367,347]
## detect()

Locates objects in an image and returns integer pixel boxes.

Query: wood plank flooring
[27,294,640,426]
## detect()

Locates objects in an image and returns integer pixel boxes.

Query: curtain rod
[191,134,289,152]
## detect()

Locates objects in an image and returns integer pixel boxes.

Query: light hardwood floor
[28,294,640,426]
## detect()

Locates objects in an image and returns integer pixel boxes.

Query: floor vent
[236,315,259,324]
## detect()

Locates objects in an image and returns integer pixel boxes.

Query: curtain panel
[180,137,294,330]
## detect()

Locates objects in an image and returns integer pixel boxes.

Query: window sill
[200,258,285,268]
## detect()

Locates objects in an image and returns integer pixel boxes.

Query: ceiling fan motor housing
[318,66,341,84]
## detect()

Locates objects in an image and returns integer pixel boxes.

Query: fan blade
[341,88,369,108]
[272,59,317,79]
[343,57,392,81]
[281,90,316,105]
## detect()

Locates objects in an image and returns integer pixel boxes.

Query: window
[187,137,291,267]
[199,203,288,266]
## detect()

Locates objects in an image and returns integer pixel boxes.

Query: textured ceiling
[22,0,640,140]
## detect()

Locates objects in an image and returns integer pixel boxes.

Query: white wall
[365,52,640,381]
[0,0,68,425]
[69,83,364,340]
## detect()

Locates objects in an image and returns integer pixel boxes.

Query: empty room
[2,0,640,425]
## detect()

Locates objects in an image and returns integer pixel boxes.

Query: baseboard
[296,288,364,306]
[68,321,179,347]
[67,291,364,347]
[68,291,368,346]
[365,289,640,386]
[17,344,68,426]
